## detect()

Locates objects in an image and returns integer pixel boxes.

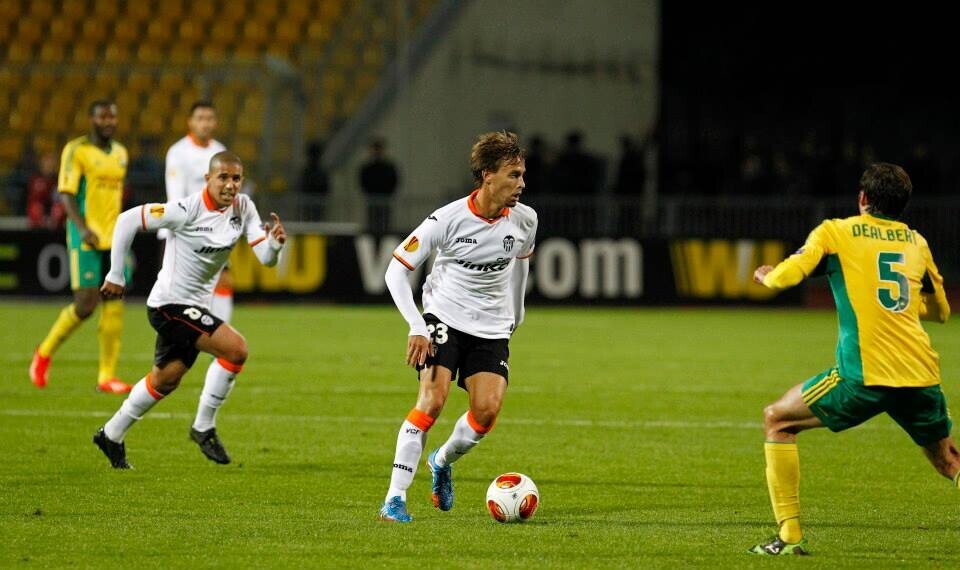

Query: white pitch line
[0,408,765,430]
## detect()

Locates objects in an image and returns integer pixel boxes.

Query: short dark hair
[859,163,912,218]
[208,150,243,172]
[88,99,115,116]
[470,131,525,184]
[190,100,216,115]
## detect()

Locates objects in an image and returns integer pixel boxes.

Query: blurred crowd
[663,128,952,198]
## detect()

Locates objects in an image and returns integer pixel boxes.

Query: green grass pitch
[1,301,958,568]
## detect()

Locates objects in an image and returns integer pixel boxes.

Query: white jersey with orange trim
[106,189,282,310]
[165,135,227,203]
[391,191,538,339]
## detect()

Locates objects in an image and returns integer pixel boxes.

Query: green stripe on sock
[953,472,959,488]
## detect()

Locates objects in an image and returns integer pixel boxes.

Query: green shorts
[802,367,952,446]
[67,232,131,290]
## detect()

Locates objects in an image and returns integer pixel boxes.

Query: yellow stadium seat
[210,26,232,46]
[6,42,36,62]
[158,72,186,92]
[112,20,140,45]
[0,135,25,165]
[242,21,268,46]
[139,113,165,136]
[168,44,196,65]
[319,0,345,22]
[253,0,281,23]
[61,0,87,21]
[0,1,21,22]
[235,114,260,136]
[16,18,44,46]
[147,20,173,44]
[92,0,119,21]
[232,45,261,63]
[114,92,141,115]
[0,20,10,45]
[275,20,302,45]
[125,2,153,23]
[38,43,67,63]
[306,21,330,43]
[26,70,57,91]
[8,110,37,134]
[28,0,55,21]
[61,72,89,92]
[0,68,21,89]
[200,44,228,64]
[231,136,258,161]
[156,0,184,20]
[177,20,203,47]
[103,43,132,63]
[48,18,77,44]
[93,71,121,96]
[125,70,154,93]
[136,43,164,64]
[80,19,108,44]
[33,135,59,156]
[71,108,88,131]
[285,1,312,22]
[191,0,216,22]
[266,44,291,60]
[362,47,383,68]
[71,43,99,63]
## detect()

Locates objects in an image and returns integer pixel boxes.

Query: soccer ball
[485,472,539,523]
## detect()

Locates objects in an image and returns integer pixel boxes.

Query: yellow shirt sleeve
[762,222,833,290]
[919,241,950,323]
[58,140,83,195]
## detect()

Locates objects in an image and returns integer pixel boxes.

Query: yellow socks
[764,442,802,544]
[97,300,124,383]
[954,472,960,488]
[38,304,83,357]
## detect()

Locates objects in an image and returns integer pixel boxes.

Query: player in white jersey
[379,131,537,522]
[93,152,286,469]
[164,101,235,322]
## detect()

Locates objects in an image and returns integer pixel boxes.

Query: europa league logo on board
[503,235,515,253]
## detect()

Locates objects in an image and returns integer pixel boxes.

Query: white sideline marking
[0,408,763,430]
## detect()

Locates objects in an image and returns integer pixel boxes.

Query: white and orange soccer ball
[485,472,540,523]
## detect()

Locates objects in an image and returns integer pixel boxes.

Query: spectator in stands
[552,130,603,195]
[359,137,399,234]
[127,136,164,199]
[26,152,65,229]
[522,135,549,195]
[613,134,646,196]
[301,139,329,221]
[6,144,38,215]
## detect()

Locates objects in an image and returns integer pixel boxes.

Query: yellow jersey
[763,213,949,388]
[59,136,128,250]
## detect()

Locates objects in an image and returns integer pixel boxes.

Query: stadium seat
[38,43,67,63]
[92,0,120,21]
[136,43,164,64]
[60,0,88,22]
[125,70,155,93]
[124,2,153,23]
[103,43,132,64]
[242,21,269,47]
[147,20,173,45]
[28,0,55,22]
[191,0,217,22]
[177,20,203,47]
[253,0,281,23]
[71,43,99,64]
[200,44,227,63]
[16,18,44,47]
[48,19,77,44]
[112,20,140,45]
[168,44,196,65]
[0,135,25,165]
[6,42,36,63]
[93,71,121,96]
[81,19,109,45]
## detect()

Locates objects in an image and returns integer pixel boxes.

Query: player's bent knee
[468,408,497,433]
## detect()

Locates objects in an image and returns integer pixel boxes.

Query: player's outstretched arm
[250,212,286,267]
[101,202,189,299]
[384,258,432,367]
[511,258,530,331]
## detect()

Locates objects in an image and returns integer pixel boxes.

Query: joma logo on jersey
[455,258,510,272]
[194,245,233,254]
[455,237,478,244]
